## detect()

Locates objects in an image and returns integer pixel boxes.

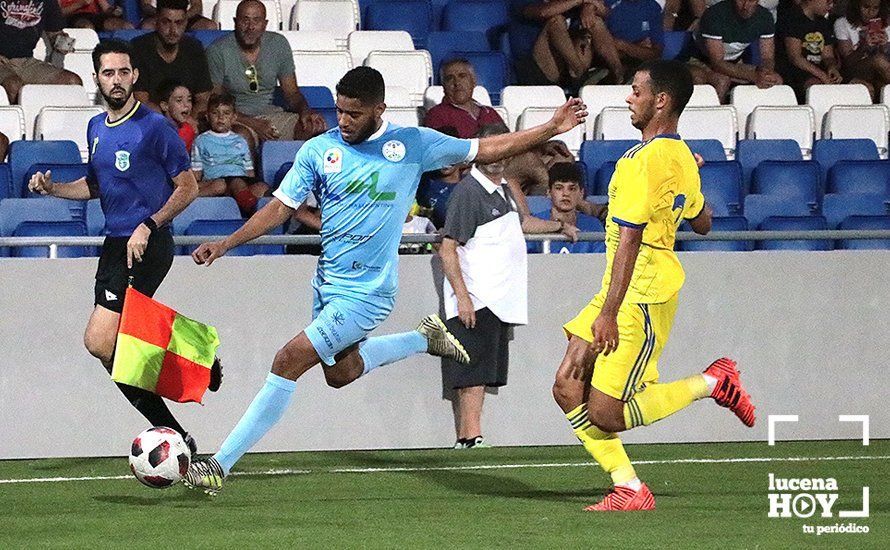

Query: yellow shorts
[563,293,679,401]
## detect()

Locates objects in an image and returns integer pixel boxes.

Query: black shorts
[94,229,174,313]
[442,308,511,389]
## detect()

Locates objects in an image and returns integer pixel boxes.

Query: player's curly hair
[636,59,694,117]
[336,67,385,104]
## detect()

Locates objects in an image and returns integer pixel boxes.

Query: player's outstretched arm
[192,197,294,266]
[28,171,92,200]
[474,98,587,164]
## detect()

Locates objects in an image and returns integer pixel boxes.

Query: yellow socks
[624,375,710,429]
[566,404,636,485]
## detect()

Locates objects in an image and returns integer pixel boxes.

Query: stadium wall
[0,251,887,459]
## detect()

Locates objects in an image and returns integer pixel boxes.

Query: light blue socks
[359,331,428,376]
[213,372,296,475]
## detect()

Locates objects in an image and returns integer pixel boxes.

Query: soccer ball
[128,427,191,489]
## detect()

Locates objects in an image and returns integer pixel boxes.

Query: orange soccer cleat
[704,357,756,427]
[584,483,656,512]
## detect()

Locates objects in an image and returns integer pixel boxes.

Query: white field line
[0,454,887,485]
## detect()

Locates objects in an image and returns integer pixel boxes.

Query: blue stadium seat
[0,163,10,201]
[171,197,242,234]
[111,29,151,41]
[188,30,230,48]
[686,139,727,162]
[743,194,814,228]
[579,140,637,194]
[736,139,802,193]
[699,161,743,216]
[751,160,822,204]
[594,162,616,196]
[182,219,285,256]
[662,31,691,60]
[526,195,551,213]
[757,216,831,251]
[442,1,509,45]
[812,139,879,182]
[0,197,84,255]
[300,86,336,110]
[86,199,105,236]
[23,164,89,198]
[12,220,89,258]
[447,51,507,101]
[427,31,490,75]
[365,1,434,48]
[822,193,890,228]
[680,216,750,252]
[827,160,890,195]
[316,107,338,130]
[8,141,81,198]
[586,194,608,205]
[274,162,294,189]
[119,0,142,27]
[837,215,890,249]
[260,141,304,187]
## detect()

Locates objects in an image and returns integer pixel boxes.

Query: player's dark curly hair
[92,40,134,72]
[636,59,694,117]
[336,67,385,104]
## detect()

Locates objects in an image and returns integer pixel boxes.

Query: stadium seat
[426,31,490,75]
[12,220,89,258]
[110,29,152,42]
[686,139,726,162]
[422,85,491,110]
[183,219,285,256]
[518,107,583,155]
[215,0,282,30]
[730,84,798,134]
[579,140,637,194]
[822,193,890,228]
[64,27,100,52]
[746,106,815,158]
[347,30,414,67]
[827,160,890,195]
[18,85,91,140]
[300,86,336,109]
[699,161,743,216]
[661,31,691,60]
[0,197,85,238]
[189,29,230,48]
[883,84,890,105]
[23,164,89,198]
[678,106,738,158]
[260,140,304,186]
[812,139,880,182]
[595,106,638,140]
[0,106,26,145]
[501,86,565,130]
[62,52,99,102]
[822,105,890,158]
[806,84,871,137]
[385,86,413,107]
[0,164,9,201]
[837,215,890,249]
[34,106,104,161]
[364,1,433,48]
[736,139,803,192]
[0,86,8,106]
[280,30,339,51]
[688,85,720,106]
[526,195,551,213]
[580,85,631,139]
[446,51,507,103]
[172,198,243,234]
[743,194,814,228]
[291,0,359,45]
[8,140,82,198]
[757,215,831,251]
[292,50,353,94]
[594,161,616,195]
[274,162,294,188]
[86,199,105,236]
[382,107,421,126]
[751,160,822,204]
[680,216,750,252]
[441,1,509,44]
[316,107,338,128]
[365,51,432,104]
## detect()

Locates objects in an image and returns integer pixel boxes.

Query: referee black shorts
[442,307,511,390]
[94,228,174,313]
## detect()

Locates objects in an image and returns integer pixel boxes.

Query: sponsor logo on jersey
[323,147,343,174]
[382,140,406,162]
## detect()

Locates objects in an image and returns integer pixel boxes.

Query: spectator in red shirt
[60,0,134,31]
[154,79,197,153]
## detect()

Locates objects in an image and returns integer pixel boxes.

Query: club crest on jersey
[114,150,130,171]
[382,140,406,162]
[324,147,343,174]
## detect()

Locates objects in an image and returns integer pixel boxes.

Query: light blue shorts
[304,284,395,366]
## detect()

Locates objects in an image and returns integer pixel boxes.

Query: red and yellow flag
[111,288,220,404]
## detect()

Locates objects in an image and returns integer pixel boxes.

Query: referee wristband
[142,217,158,233]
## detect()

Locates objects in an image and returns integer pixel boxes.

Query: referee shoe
[417,314,470,364]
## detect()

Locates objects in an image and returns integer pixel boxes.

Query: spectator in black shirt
[777,0,843,100]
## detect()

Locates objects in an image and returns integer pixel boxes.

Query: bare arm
[522,0,586,21]
[193,198,294,265]
[592,226,642,354]
[784,37,828,80]
[576,198,608,222]
[438,237,476,328]
[279,74,311,115]
[615,38,662,62]
[759,36,777,73]
[687,203,713,235]
[293,203,321,231]
[150,169,199,227]
[704,38,758,82]
[28,171,92,199]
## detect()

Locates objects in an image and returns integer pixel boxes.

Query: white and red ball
[128,427,191,489]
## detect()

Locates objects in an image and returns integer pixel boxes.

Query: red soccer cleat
[704,357,756,427]
[584,483,656,512]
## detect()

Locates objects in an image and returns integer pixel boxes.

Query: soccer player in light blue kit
[185,67,587,494]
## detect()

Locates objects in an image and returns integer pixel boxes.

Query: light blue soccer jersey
[273,121,477,298]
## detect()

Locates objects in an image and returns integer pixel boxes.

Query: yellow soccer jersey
[598,134,705,304]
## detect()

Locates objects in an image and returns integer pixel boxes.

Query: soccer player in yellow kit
[552,60,756,512]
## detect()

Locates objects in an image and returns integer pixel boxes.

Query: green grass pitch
[1,440,886,549]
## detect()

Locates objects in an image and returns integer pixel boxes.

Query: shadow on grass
[93,490,211,506]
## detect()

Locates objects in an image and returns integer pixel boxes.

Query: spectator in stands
[132,0,213,118]
[603,0,666,80]
[154,79,197,152]
[0,130,8,161]
[0,0,82,103]
[415,126,467,228]
[777,0,843,101]
[141,0,217,30]
[690,0,783,102]
[529,162,607,253]
[511,0,626,87]
[61,0,134,31]
[206,0,326,142]
[834,0,890,99]
[400,211,436,254]
[191,91,269,214]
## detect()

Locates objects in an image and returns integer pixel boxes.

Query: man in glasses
[206,0,325,142]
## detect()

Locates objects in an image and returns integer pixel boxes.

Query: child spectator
[192,91,270,214]
[834,0,890,99]
[528,162,606,254]
[60,0,133,31]
[154,79,197,153]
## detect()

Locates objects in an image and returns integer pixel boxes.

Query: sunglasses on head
[244,65,259,93]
